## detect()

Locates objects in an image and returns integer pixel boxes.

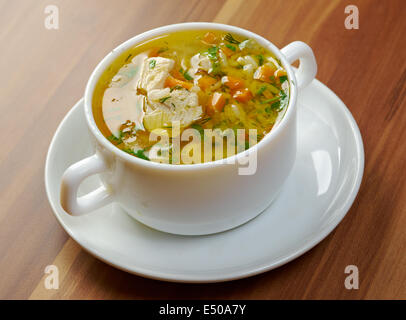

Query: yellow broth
[92,30,290,164]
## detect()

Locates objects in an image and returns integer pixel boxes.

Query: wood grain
[0,0,405,299]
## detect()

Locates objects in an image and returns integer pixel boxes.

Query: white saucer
[45,79,364,283]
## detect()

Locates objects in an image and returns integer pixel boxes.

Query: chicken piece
[190,53,212,74]
[138,57,175,92]
[237,55,258,75]
[143,88,202,130]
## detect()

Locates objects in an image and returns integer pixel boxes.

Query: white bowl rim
[84,22,298,171]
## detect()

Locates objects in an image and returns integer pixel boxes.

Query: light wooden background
[0,0,405,299]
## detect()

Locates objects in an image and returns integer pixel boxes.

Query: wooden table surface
[0,0,405,300]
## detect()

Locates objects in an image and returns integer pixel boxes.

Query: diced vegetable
[164,76,193,90]
[233,88,253,103]
[221,76,245,90]
[253,64,277,82]
[208,92,226,114]
[198,75,217,91]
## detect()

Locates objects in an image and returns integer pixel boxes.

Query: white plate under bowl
[45,79,364,283]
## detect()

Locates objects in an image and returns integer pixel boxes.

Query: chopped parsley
[271,101,281,110]
[261,91,288,107]
[107,131,123,144]
[183,71,193,81]
[256,85,267,96]
[207,46,221,75]
[257,54,264,66]
[134,149,150,161]
[170,85,183,92]
[159,96,171,103]
[149,59,156,69]
[279,75,288,83]
[224,33,241,44]
[124,148,150,161]
[179,68,194,81]
[260,96,281,104]
[225,44,236,51]
[207,46,219,59]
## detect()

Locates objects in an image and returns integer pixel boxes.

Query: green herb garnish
[207,46,219,59]
[183,71,193,81]
[207,46,222,75]
[124,148,150,161]
[179,68,193,81]
[134,149,150,161]
[225,44,236,51]
[257,54,264,66]
[107,131,123,144]
[260,96,281,104]
[159,96,171,103]
[149,59,156,69]
[256,85,267,96]
[224,33,241,44]
[271,101,281,110]
[261,91,287,106]
[170,85,183,92]
[279,75,288,83]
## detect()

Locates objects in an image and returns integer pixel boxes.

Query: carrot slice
[221,76,245,90]
[207,92,226,115]
[202,32,217,44]
[254,64,277,82]
[164,76,193,90]
[233,88,253,103]
[171,68,186,81]
[198,75,217,91]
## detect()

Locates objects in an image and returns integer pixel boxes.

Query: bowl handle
[281,41,317,89]
[60,153,113,215]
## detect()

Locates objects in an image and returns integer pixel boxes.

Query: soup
[93,30,290,164]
